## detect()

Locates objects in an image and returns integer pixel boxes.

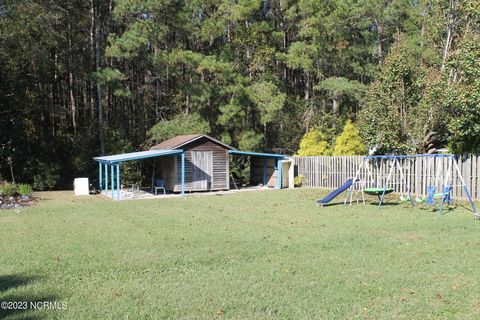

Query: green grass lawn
[1,189,480,319]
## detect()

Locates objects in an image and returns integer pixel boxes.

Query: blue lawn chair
[154,179,166,195]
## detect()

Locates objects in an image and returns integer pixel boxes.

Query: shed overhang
[93,149,183,164]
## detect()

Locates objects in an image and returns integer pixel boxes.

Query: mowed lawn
[1,189,480,319]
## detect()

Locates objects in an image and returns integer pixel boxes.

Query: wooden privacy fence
[293,156,480,201]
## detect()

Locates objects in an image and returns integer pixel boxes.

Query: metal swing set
[344,154,479,219]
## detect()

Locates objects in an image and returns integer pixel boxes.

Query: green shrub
[32,162,61,190]
[294,174,305,187]
[1,183,17,197]
[18,184,33,196]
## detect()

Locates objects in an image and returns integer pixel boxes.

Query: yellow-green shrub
[296,129,330,156]
[333,120,367,155]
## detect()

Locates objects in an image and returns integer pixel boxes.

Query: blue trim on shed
[116,163,120,201]
[105,163,108,192]
[228,150,286,158]
[110,164,114,198]
[277,158,282,189]
[99,162,102,192]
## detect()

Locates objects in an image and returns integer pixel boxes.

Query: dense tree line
[0,0,479,189]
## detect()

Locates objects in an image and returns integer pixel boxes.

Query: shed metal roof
[93,149,183,163]
[228,150,286,159]
[151,134,234,150]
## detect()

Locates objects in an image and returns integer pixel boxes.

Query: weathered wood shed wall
[153,135,231,192]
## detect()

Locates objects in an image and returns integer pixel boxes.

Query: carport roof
[93,149,183,163]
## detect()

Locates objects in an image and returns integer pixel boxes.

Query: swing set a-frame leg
[451,158,480,220]
[378,159,395,209]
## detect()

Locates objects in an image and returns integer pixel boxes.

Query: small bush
[1,183,17,197]
[18,184,33,196]
[294,174,305,187]
[32,163,61,190]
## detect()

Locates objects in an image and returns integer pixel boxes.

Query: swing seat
[415,194,450,205]
[399,195,411,201]
[363,188,394,196]
[433,192,448,198]
[416,196,426,203]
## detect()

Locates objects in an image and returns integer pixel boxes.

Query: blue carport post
[105,162,108,194]
[181,152,185,195]
[111,163,114,198]
[263,158,267,188]
[116,163,120,201]
[277,159,282,189]
[99,161,102,192]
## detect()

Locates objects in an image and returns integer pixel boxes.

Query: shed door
[191,151,213,190]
